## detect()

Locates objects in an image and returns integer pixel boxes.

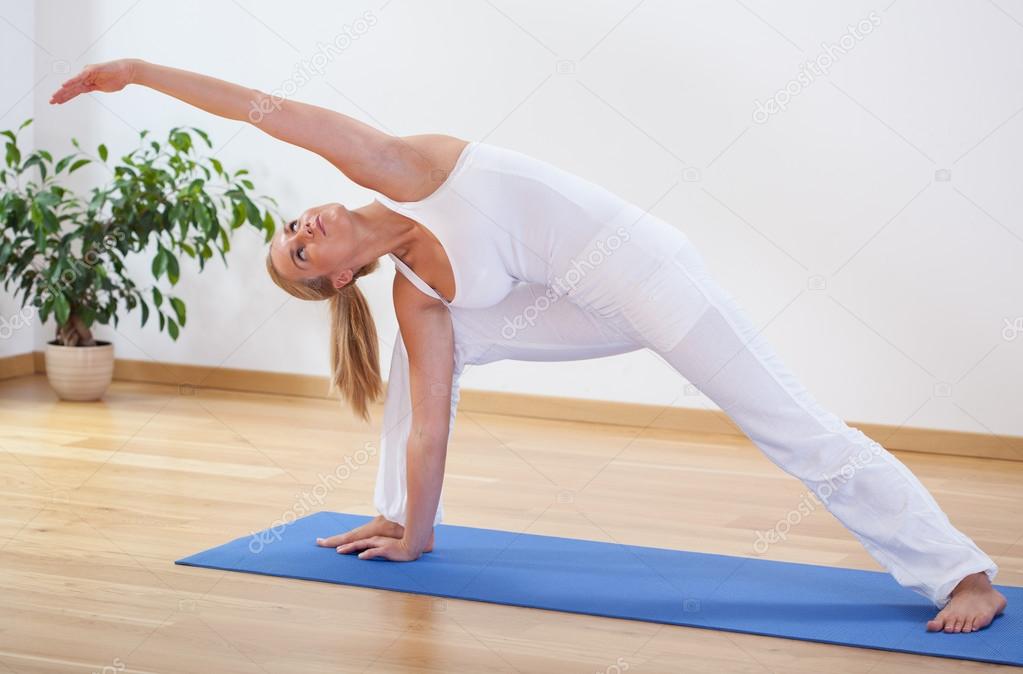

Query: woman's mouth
[316,215,326,237]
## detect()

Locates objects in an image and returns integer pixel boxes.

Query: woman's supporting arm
[373,331,459,528]
[321,272,452,561]
[390,272,454,557]
[49,58,437,198]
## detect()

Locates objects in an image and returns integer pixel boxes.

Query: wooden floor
[0,373,1019,673]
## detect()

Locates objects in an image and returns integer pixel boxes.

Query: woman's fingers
[315,533,348,548]
[315,518,403,548]
[50,73,93,104]
[322,534,418,561]
[335,536,385,555]
[316,526,370,548]
[358,538,417,561]
[356,543,391,561]
[50,84,83,104]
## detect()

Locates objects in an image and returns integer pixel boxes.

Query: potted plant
[0,118,278,401]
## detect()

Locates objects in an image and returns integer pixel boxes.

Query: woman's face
[270,202,355,287]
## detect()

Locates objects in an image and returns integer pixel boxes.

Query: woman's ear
[331,268,354,289]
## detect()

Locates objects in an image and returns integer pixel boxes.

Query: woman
[50,59,1006,633]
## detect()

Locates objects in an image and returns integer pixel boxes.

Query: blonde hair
[265,251,382,421]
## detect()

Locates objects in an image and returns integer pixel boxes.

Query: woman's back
[376,141,681,309]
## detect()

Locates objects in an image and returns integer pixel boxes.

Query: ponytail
[328,282,382,421]
[265,252,382,421]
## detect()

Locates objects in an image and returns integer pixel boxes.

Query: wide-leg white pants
[373,233,998,609]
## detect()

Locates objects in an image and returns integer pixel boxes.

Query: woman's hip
[556,216,714,351]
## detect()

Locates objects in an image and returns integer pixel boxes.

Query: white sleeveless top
[375,141,684,309]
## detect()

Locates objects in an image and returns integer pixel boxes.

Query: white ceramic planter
[44,340,115,401]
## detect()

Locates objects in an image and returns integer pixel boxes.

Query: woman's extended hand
[335,535,422,561]
[50,59,139,104]
[315,514,434,559]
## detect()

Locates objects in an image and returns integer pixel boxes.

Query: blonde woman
[51,59,1006,633]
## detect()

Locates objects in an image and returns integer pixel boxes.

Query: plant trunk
[56,312,96,347]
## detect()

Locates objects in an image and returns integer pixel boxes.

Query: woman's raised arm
[49,58,433,198]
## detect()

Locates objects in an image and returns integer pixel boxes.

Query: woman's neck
[352,200,426,265]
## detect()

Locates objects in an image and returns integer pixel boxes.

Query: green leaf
[194,203,211,234]
[23,156,46,181]
[5,142,21,168]
[53,292,70,325]
[18,118,32,130]
[140,300,150,327]
[191,127,212,148]
[151,247,168,280]
[98,144,108,161]
[244,198,261,228]
[30,201,43,227]
[169,297,186,326]
[230,202,245,229]
[152,286,164,307]
[169,130,192,154]
[166,252,180,285]
[35,191,60,207]
[68,158,90,173]
[210,157,223,176]
[54,153,76,174]
[167,317,179,340]
[262,210,275,236]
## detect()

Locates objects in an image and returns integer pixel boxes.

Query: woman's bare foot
[926,571,1006,633]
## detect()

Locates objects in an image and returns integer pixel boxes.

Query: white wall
[0,1,37,357]
[17,0,1023,437]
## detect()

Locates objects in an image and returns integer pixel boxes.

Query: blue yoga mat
[176,511,1022,666]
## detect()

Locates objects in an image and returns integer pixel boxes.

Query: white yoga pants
[373,235,998,609]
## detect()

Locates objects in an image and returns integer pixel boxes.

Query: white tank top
[375,141,685,309]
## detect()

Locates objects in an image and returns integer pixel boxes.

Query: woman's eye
[289,220,298,232]
[297,247,307,261]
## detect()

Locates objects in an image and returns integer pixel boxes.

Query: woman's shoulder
[381,134,472,203]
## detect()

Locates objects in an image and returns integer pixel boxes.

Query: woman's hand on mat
[315,514,434,557]
[50,59,139,104]
[332,535,423,561]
